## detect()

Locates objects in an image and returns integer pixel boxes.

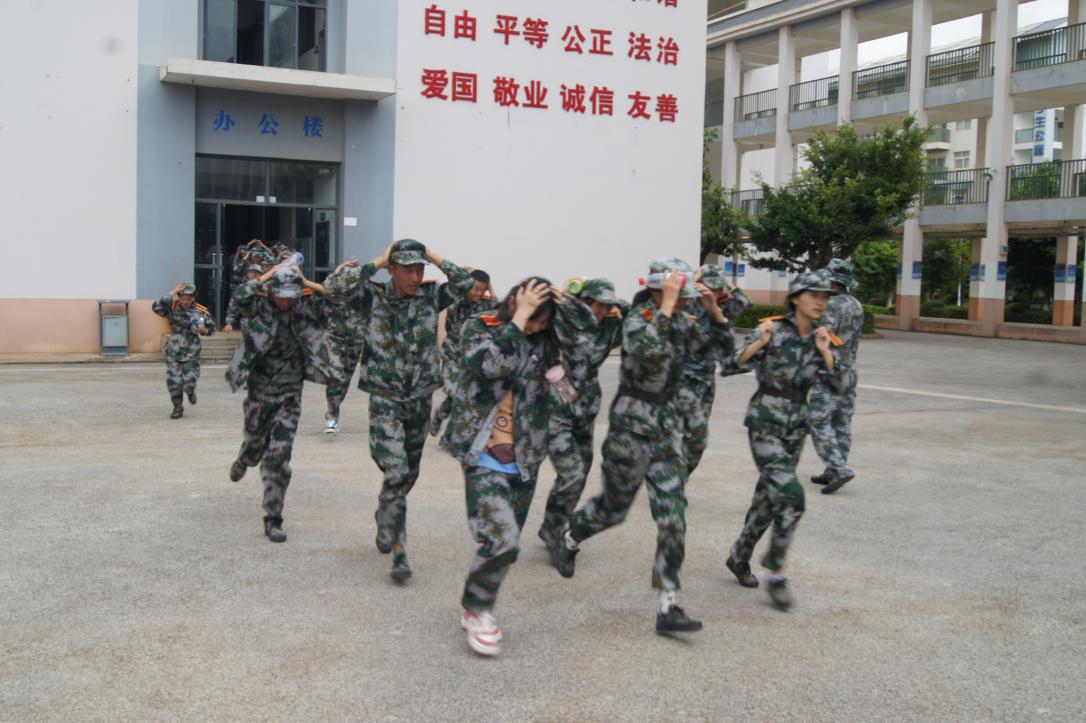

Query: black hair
[470,269,490,284]
[632,288,654,306]
[496,276,557,324]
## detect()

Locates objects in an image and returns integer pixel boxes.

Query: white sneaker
[324,417,339,434]
[461,609,502,656]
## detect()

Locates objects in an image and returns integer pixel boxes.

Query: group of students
[152,238,863,657]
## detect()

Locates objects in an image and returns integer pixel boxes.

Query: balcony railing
[734,89,777,122]
[854,60,910,99]
[708,1,746,22]
[927,127,951,143]
[788,75,839,111]
[922,168,990,206]
[1014,128,1035,144]
[1014,21,1086,71]
[704,100,723,128]
[1007,159,1086,200]
[729,189,766,217]
[926,42,995,87]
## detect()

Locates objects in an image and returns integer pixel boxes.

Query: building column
[1058,100,1084,326]
[720,40,742,189]
[896,0,931,329]
[837,7,858,126]
[774,26,796,186]
[973,0,1017,336]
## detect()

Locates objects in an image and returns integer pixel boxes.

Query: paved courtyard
[2,330,1084,721]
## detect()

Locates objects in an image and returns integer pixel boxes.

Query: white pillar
[720,40,742,189]
[1057,100,1083,325]
[975,11,994,167]
[837,7,858,126]
[774,26,796,186]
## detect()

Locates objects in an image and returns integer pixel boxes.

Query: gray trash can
[99,300,129,356]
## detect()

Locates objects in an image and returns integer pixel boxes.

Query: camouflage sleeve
[708,316,736,362]
[722,288,752,321]
[820,348,846,392]
[151,295,173,318]
[224,296,240,327]
[461,318,525,380]
[551,295,598,354]
[732,325,766,367]
[325,262,378,301]
[234,279,266,317]
[435,260,475,311]
[603,313,625,350]
[623,310,674,367]
[839,301,865,348]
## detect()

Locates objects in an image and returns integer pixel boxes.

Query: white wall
[0,1,138,298]
[392,0,707,300]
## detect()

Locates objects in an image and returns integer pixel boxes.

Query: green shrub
[733,305,787,329]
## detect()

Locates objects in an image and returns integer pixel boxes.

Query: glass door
[194,203,226,323]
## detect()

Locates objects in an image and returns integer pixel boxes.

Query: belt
[758,385,810,404]
[618,384,668,405]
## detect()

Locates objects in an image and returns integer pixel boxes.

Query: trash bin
[99,300,129,356]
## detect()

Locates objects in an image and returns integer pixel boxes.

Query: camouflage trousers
[166,357,200,403]
[808,382,857,479]
[369,394,432,549]
[675,377,715,477]
[237,387,302,519]
[732,430,806,572]
[540,412,596,537]
[569,426,688,592]
[461,464,536,612]
[324,338,362,421]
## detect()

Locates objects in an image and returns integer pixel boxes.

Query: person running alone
[724,270,843,610]
[152,281,216,419]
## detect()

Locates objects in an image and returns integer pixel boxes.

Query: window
[930,155,947,168]
[955,119,972,131]
[954,151,970,169]
[203,0,327,72]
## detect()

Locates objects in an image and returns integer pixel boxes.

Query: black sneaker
[187,390,197,405]
[767,578,793,611]
[229,459,247,482]
[538,525,558,549]
[822,470,856,495]
[810,472,830,485]
[264,516,287,543]
[656,605,703,633]
[170,406,183,419]
[726,556,760,588]
[555,534,579,579]
[390,555,412,582]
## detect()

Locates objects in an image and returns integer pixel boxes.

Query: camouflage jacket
[440,297,597,481]
[152,295,216,362]
[553,303,626,423]
[325,260,473,400]
[722,288,753,326]
[681,303,739,385]
[224,294,242,329]
[322,293,367,346]
[735,313,844,438]
[610,299,732,440]
[821,293,864,391]
[224,280,342,393]
[443,296,500,362]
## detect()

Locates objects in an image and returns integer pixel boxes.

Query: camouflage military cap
[647,256,699,299]
[390,238,427,266]
[178,283,196,295]
[246,263,264,274]
[248,246,275,266]
[825,258,858,288]
[698,264,734,291]
[271,242,290,255]
[581,278,620,305]
[269,266,303,299]
[788,270,838,297]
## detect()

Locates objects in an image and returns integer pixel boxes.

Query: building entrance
[193,155,338,324]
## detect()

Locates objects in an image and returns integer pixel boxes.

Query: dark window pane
[236,0,265,66]
[270,161,336,205]
[195,204,218,265]
[194,267,218,320]
[268,4,296,69]
[298,7,326,71]
[315,210,334,268]
[196,157,265,201]
[204,0,236,62]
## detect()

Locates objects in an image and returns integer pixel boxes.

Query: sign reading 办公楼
[392,0,707,298]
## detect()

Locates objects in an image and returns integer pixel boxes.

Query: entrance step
[160,332,243,364]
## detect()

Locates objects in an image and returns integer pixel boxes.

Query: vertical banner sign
[1055,264,1067,283]
[393,0,707,297]
[911,261,922,280]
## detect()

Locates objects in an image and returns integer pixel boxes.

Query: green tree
[746,117,929,271]
[701,128,745,263]
[852,240,899,306]
[922,238,970,305]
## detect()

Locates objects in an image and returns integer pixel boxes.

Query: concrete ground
[1,330,1084,722]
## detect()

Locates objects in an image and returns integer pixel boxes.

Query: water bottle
[638,271,690,290]
[545,365,579,404]
[567,277,585,295]
[283,251,304,267]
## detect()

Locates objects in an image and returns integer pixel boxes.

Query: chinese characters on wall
[211,109,325,138]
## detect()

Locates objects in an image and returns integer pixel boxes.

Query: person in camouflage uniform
[538,278,627,551]
[320,257,371,434]
[225,265,342,543]
[808,258,865,495]
[724,270,843,611]
[555,258,734,634]
[223,263,262,333]
[152,281,216,419]
[674,264,743,477]
[440,278,596,656]
[324,239,473,581]
[429,269,498,437]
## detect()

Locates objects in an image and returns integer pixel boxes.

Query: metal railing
[704,101,723,128]
[922,168,990,206]
[927,127,951,143]
[854,60,910,99]
[1014,128,1035,144]
[708,1,746,22]
[1014,21,1086,71]
[729,189,766,217]
[1007,159,1086,200]
[788,75,839,111]
[734,89,777,122]
[926,42,995,87]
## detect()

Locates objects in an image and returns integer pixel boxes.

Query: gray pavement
[1,330,1084,721]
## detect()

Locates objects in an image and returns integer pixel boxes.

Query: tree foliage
[701,129,745,263]
[852,239,899,306]
[921,238,970,304]
[746,117,929,271]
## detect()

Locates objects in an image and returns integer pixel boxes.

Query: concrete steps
[160,333,242,364]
